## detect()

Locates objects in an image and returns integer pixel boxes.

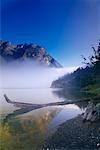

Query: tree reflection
[53,89,89,108]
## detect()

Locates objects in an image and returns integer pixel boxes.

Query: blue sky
[1,0,100,66]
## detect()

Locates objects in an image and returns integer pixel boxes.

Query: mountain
[0,40,62,68]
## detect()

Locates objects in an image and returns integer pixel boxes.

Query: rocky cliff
[0,40,62,68]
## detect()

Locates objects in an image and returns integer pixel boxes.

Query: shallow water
[0,88,82,149]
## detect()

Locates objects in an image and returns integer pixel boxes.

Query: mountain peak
[0,40,62,68]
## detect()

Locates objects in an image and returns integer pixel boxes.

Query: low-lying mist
[0,61,77,88]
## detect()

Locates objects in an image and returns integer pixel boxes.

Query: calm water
[0,88,82,150]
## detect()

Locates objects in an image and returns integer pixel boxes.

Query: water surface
[0,88,82,149]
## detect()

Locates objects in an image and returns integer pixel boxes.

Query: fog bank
[0,61,77,88]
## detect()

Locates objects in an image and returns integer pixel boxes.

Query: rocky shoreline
[44,113,100,150]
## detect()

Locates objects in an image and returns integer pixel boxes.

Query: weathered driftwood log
[83,102,100,122]
[4,94,42,108]
[4,94,100,122]
[4,94,87,109]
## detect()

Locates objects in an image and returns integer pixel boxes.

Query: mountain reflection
[0,107,62,150]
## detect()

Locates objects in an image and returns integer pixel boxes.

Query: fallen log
[4,94,42,108]
[4,94,100,123]
[4,94,89,109]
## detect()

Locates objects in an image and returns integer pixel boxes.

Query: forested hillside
[52,42,100,99]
